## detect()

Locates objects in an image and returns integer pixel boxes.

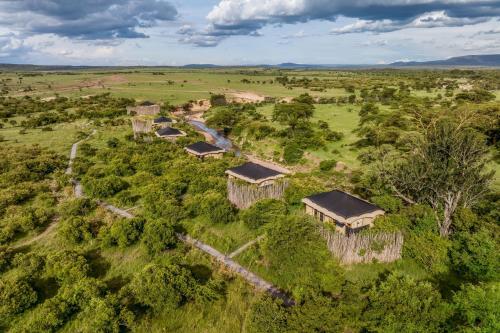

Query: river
[188,120,240,155]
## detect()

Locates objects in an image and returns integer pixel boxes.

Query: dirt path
[13,218,59,249]
[228,235,265,258]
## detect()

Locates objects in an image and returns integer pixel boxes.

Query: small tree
[273,102,314,131]
[382,121,493,237]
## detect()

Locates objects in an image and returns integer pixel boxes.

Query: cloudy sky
[0,0,499,65]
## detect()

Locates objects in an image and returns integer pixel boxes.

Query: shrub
[84,176,129,198]
[283,142,304,164]
[364,272,450,332]
[106,137,120,148]
[142,219,177,256]
[210,94,227,106]
[324,129,344,142]
[0,277,38,316]
[451,283,500,332]
[240,199,287,229]
[371,195,403,213]
[450,229,499,282]
[101,218,145,248]
[128,263,197,314]
[199,190,235,224]
[45,250,90,283]
[319,159,337,171]
[59,217,93,244]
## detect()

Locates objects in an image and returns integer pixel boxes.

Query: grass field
[0,118,91,154]
[5,70,350,104]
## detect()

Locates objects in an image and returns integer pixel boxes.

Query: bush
[106,137,120,148]
[59,217,93,244]
[319,159,337,171]
[324,129,344,142]
[371,195,403,213]
[210,94,227,106]
[142,219,177,256]
[101,218,145,248]
[451,283,500,332]
[283,142,304,164]
[450,229,499,282]
[364,272,450,332]
[84,176,129,198]
[45,250,90,283]
[128,263,197,314]
[240,199,287,229]
[59,198,96,218]
[0,277,38,316]
[199,190,235,224]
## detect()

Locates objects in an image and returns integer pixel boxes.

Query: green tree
[365,272,450,333]
[0,277,37,316]
[240,199,287,229]
[142,219,177,255]
[273,102,314,130]
[451,282,500,332]
[450,229,500,282]
[128,263,197,314]
[244,296,288,333]
[382,121,494,237]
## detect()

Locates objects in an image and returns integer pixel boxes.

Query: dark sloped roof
[156,127,182,136]
[227,162,283,181]
[153,116,172,124]
[139,101,156,106]
[305,190,381,218]
[186,141,224,154]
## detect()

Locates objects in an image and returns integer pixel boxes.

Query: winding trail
[65,129,293,305]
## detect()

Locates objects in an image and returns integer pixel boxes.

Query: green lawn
[0,119,91,155]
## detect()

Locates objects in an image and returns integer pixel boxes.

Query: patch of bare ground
[228,91,267,103]
[190,99,211,112]
[53,74,128,93]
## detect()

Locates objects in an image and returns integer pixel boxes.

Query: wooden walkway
[178,234,293,305]
[228,235,265,258]
[64,131,293,305]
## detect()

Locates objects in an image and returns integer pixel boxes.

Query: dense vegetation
[0,68,498,332]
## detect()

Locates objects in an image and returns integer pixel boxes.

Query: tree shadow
[189,264,212,284]
[85,249,111,279]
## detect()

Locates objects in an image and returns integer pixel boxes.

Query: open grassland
[0,118,91,154]
[4,69,348,104]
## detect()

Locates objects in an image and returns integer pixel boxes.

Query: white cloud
[331,11,491,34]
[180,0,500,46]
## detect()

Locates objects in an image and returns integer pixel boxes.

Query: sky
[0,0,499,66]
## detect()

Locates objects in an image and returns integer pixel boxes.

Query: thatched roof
[139,101,156,106]
[185,141,225,156]
[226,162,285,184]
[153,116,172,124]
[302,190,384,221]
[155,127,184,137]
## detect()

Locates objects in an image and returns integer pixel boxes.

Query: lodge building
[302,190,384,235]
[155,127,186,140]
[185,141,225,159]
[225,162,289,209]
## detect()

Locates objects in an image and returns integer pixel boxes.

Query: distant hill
[390,54,500,67]
[1,54,499,71]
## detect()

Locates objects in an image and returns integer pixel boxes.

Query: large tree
[272,102,314,131]
[382,120,493,237]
